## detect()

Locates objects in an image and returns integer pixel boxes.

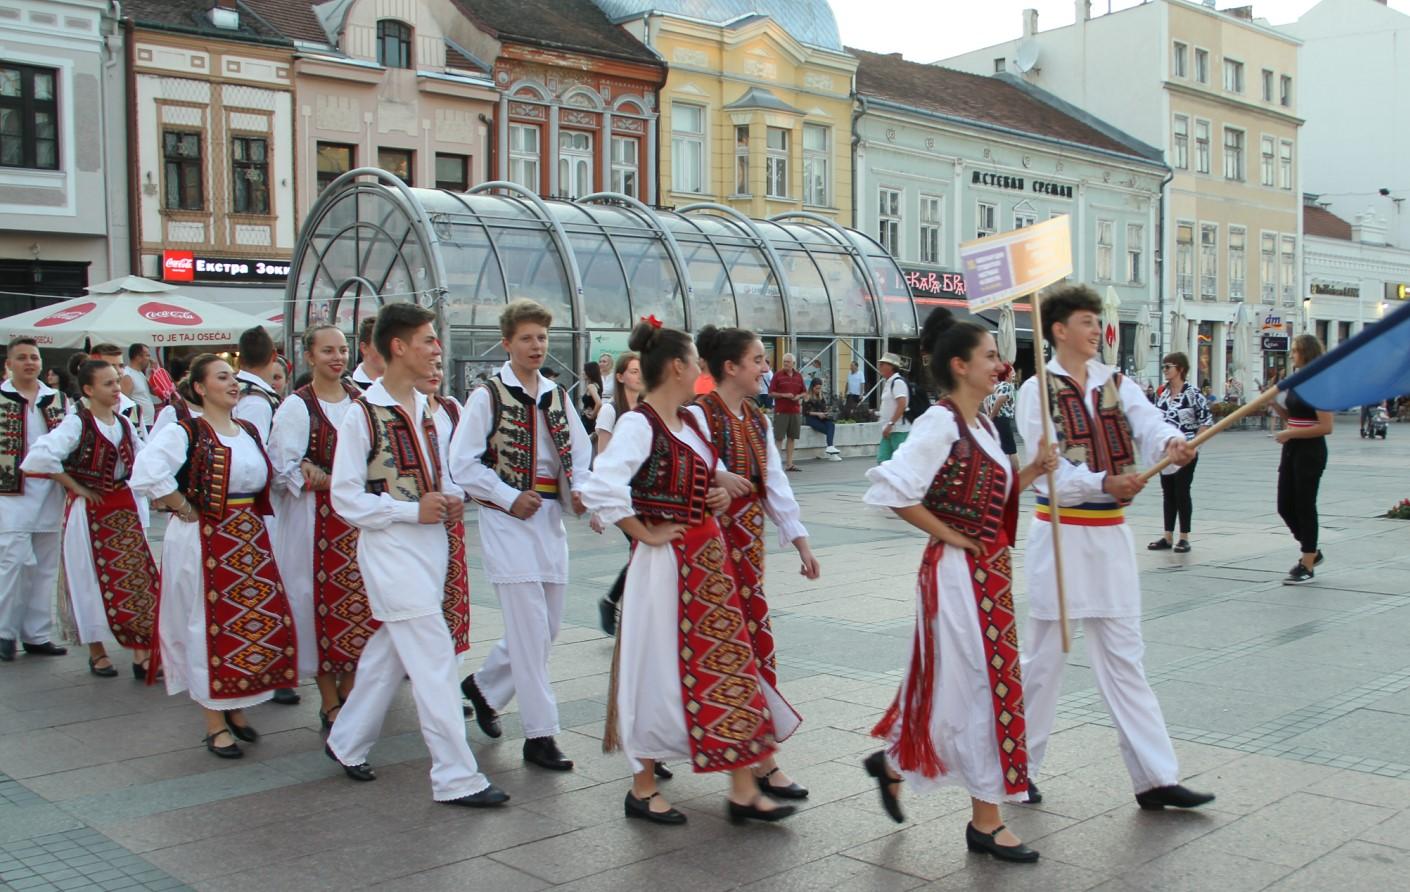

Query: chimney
[209,0,240,30]
[1076,0,1091,22]
[1225,5,1254,20]
[1352,211,1388,246]
[1023,8,1039,36]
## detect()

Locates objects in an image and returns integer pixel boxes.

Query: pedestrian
[862,308,1056,862]
[757,358,774,409]
[130,353,298,758]
[581,360,604,436]
[768,353,806,471]
[123,344,157,434]
[598,352,616,403]
[1016,285,1214,812]
[416,364,472,658]
[981,362,1019,474]
[801,378,842,459]
[1273,334,1332,585]
[580,319,799,826]
[350,317,384,390]
[877,352,911,463]
[594,351,644,636]
[1224,373,1244,406]
[845,360,865,415]
[43,366,74,401]
[1148,353,1211,554]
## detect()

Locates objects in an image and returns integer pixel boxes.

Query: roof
[850,47,1165,165]
[240,0,329,45]
[444,39,490,73]
[455,0,660,65]
[125,0,289,42]
[723,86,803,114]
[1304,203,1353,240]
[592,0,843,52]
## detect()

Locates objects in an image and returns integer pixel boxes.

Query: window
[1281,235,1296,304]
[976,201,996,238]
[802,124,829,206]
[1199,223,1217,301]
[1262,69,1274,101]
[878,187,900,256]
[1223,127,1245,181]
[765,126,789,199]
[558,130,592,199]
[919,194,942,264]
[610,136,638,198]
[316,142,354,192]
[376,20,412,69]
[1126,223,1143,284]
[435,153,468,191]
[508,124,539,192]
[378,147,413,185]
[993,57,1006,74]
[734,125,749,194]
[1096,219,1114,281]
[1261,233,1277,303]
[230,136,268,215]
[1176,223,1194,301]
[1195,120,1210,174]
[1172,42,1187,78]
[0,63,58,170]
[1279,140,1293,190]
[670,103,704,194]
[1229,226,1246,302]
[162,130,203,211]
[1260,135,1275,187]
[1223,58,1244,93]
[1280,75,1292,107]
[1194,48,1209,84]
[1013,207,1037,230]
[1172,115,1189,169]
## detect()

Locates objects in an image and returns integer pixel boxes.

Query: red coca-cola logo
[163,250,195,282]
[138,302,202,326]
[36,301,97,327]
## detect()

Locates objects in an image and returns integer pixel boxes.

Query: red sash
[718,494,777,687]
[78,486,158,648]
[443,519,471,654]
[312,489,377,673]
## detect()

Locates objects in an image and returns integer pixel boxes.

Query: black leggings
[1277,439,1327,554]
[605,529,631,605]
[1159,453,1199,535]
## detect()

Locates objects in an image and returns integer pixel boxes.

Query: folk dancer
[449,299,592,773]
[691,325,820,801]
[580,320,800,826]
[130,354,298,758]
[350,316,384,391]
[415,363,471,659]
[862,311,1057,863]
[88,344,148,444]
[325,303,508,807]
[0,337,71,663]
[1016,286,1214,811]
[21,360,160,679]
[594,351,642,635]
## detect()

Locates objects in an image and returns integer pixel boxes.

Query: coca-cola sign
[35,301,97,327]
[138,302,202,326]
[163,250,195,282]
[161,250,290,283]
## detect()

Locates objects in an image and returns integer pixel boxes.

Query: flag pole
[1139,385,1280,481]
[1029,292,1071,653]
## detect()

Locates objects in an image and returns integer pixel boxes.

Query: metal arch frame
[767,211,891,350]
[676,202,794,345]
[576,191,694,332]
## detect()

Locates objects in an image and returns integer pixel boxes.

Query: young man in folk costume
[1015,285,1214,811]
[415,363,471,660]
[449,299,593,773]
[350,316,385,391]
[326,303,508,808]
[22,360,160,679]
[0,337,71,662]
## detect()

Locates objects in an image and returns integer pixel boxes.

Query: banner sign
[959,215,1073,312]
[162,250,291,284]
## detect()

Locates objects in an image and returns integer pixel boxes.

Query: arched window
[376,20,412,69]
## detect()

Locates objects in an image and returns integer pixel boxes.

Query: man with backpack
[877,352,913,463]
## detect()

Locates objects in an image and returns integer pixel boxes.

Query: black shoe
[755,767,809,799]
[319,704,343,735]
[1135,784,1215,810]
[966,823,1040,863]
[460,675,501,738]
[653,762,674,780]
[863,750,904,823]
[325,744,375,781]
[1147,538,1173,551]
[0,639,13,662]
[1173,539,1191,554]
[22,641,67,656]
[88,656,119,678]
[1024,780,1042,804]
[524,736,574,771]
[1284,564,1315,586]
[271,687,300,705]
[224,713,259,743]
[727,795,796,824]
[598,597,617,636]
[444,785,510,808]
[625,790,687,824]
[1314,549,1325,567]
[204,731,242,759]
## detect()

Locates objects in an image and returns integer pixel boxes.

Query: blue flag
[1280,300,1410,411]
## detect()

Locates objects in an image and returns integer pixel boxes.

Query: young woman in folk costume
[581,319,801,826]
[131,354,298,759]
[862,309,1057,863]
[21,360,160,679]
[414,363,471,659]
[150,376,201,439]
[268,325,371,733]
[689,325,820,801]
[593,351,642,634]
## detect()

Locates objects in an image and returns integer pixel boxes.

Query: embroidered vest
[174,417,275,517]
[920,402,1017,547]
[696,391,768,488]
[63,408,137,493]
[239,378,281,413]
[360,400,441,502]
[295,383,360,472]
[629,403,714,526]
[1047,371,1138,485]
[437,397,461,431]
[480,377,574,492]
[0,388,67,495]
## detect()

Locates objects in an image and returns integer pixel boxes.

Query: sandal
[1147,538,1173,551]
[1173,539,1191,553]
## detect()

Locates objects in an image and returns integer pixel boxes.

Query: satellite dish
[1016,39,1040,73]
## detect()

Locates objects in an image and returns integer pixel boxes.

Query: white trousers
[1022,616,1180,794]
[0,531,59,644]
[475,581,566,739]
[327,614,489,801]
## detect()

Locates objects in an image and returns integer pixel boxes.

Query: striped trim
[227,492,259,507]
[534,477,560,499]
[1034,496,1124,526]
[1286,418,1318,428]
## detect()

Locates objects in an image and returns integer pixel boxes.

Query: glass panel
[772,246,832,333]
[613,236,684,328]
[809,249,876,336]
[569,232,631,329]
[443,232,507,328]
[492,228,574,326]
[677,237,736,330]
[717,243,784,333]
[0,68,19,97]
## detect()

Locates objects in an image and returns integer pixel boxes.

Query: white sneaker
[825,446,840,454]
[826,452,842,462]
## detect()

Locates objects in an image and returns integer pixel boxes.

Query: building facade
[1302,197,1410,364]
[941,0,1303,393]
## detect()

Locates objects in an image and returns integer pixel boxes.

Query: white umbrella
[1,276,281,349]
[1133,307,1151,382]
[1101,285,1122,365]
[997,302,1018,364]
[1230,303,1253,401]
[1169,290,1188,361]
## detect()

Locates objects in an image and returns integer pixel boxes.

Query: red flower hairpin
[640,314,663,329]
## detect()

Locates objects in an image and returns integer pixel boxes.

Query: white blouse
[865,405,1010,507]
[21,412,136,480]
[580,409,715,527]
[684,404,807,545]
[268,392,356,499]
[131,421,268,502]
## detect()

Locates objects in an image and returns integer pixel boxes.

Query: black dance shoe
[653,762,674,780]
[88,656,119,678]
[0,638,14,661]
[624,791,686,824]
[1135,784,1215,810]
[598,597,618,636]
[271,687,300,705]
[1024,780,1042,804]
[224,713,259,743]
[966,823,1039,863]
[727,796,796,824]
[204,731,242,759]
[444,785,510,807]
[523,736,574,771]
[755,766,809,799]
[863,750,904,823]
[460,675,501,738]
[325,744,375,781]
[22,641,67,656]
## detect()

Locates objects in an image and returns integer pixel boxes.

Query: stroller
[1363,406,1390,440]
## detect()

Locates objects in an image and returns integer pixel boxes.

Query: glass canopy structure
[285,170,917,394]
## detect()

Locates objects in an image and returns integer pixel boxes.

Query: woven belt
[533,477,560,500]
[1034,496,1124,526]
[227,492,258,507]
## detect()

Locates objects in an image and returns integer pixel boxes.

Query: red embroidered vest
[480,377,574,492]
[63,408,138,493]
[696,391,768,487]
[438,397,461,431]
[360,400,441,502]
[295,383,360,472]
[629,403,714,526]
[921,402,1017,547]
[174,418,275,517]
[0,387,67,495]
[1047,371,1138,485]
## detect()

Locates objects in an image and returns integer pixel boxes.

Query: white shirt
[601,374,615,402]
[596,402,619,436]
[268,390,356,499]
[351,364,377,391]
[22,411,136,481]
[580,409,716,525]
[131,419,268,502]
[233,370,279,445]
[1,380,65,532]
[880,374,912,433]
[150,402,202,439]
[847,370,865,397]
[865,405,1012,508]
[123,366,155,430]
[684,403,808,546]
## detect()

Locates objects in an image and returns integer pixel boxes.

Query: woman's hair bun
[628,320,659,353]
[695,325,721,355]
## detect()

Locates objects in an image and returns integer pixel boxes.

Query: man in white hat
[876,352,910,463]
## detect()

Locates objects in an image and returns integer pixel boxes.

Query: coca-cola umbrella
[1,276,281,350]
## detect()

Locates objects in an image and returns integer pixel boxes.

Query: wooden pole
[1139,385,1280,482]
[1029,295,1071,653]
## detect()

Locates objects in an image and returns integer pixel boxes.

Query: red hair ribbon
[640,314,663,329]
